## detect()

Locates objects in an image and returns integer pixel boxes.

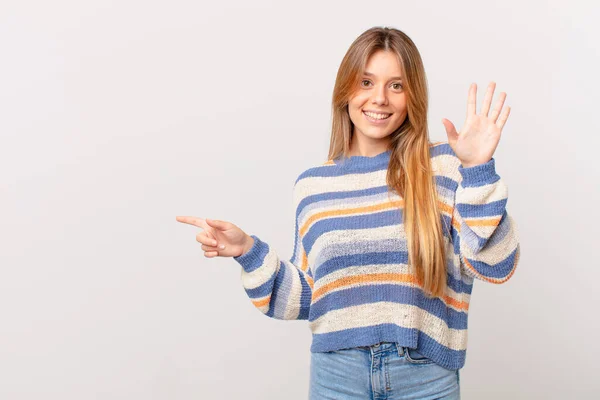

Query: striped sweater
[233,141,521,371]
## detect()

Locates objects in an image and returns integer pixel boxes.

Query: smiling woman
[347,51,408,151]
[177,25,520,400]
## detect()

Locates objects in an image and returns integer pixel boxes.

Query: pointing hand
[176,216,254,258]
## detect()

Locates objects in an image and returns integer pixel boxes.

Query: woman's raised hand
[175,216,255,258]
[441,81,511,168]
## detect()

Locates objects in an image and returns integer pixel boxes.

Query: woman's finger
[205,218,232,231]
[479,81,496,117]
[176,216,209,230]
[204,251,219,258]
[197,232,219,247]
[467,83,477,117]
[496,106,511,130]
[489,92,507,123]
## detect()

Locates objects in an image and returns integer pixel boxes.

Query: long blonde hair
[328,26,448,298]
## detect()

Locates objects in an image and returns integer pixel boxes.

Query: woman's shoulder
[429,140,455,156]
[294,158,341,185]
[429,140,461,178]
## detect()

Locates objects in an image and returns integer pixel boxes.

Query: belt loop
[396,343,404,357]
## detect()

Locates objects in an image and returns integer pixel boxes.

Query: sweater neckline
[333,149,392,167]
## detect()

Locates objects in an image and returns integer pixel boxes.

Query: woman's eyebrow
[364,71,403,81]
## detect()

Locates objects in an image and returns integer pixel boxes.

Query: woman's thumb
[441,118,459,143]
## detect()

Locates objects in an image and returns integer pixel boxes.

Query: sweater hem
[309,324,465,371]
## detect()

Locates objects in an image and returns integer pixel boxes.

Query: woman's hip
[309,342,460,400]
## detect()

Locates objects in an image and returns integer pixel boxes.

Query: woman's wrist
[240,234,255,256]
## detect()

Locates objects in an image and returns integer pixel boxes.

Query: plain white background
[1,0,598,398]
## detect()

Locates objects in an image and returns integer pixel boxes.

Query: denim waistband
[359,341,405,357]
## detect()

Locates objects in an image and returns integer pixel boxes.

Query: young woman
[177,26,520,400]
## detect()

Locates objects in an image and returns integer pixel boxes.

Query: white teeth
[364,111,391,120]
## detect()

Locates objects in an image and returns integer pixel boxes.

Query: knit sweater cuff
[233,234,269,273]
[458,158,500,187]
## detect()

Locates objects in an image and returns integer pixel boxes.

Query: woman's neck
[348,139,391,157]
[347,127,392,156]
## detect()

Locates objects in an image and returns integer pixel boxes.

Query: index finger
[467,83,477,117]
[175,216,208,229]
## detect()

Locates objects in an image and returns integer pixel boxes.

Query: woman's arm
[451,158,521,283]
[233,181,313,320]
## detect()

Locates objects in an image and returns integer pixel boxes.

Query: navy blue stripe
[430,142,455,157]
[314,249,472,295]
[456,198,507,218]
[297,185,391,217]
[298,272,312,320]
[458,158,499,187]
[245,268,277,299]
[304,208,402,254]
[309,285,468,329]
[310,323,466,370]
[295,158,387,181]
[265,261,287,318]
[233,235,270,273]
[435,175,459,191]
[417,330,466,370]
[314,251,409,280]
[452,212,507,253]
[446,271,473,294]
[464,247,518,279]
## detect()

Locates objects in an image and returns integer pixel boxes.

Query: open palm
[442,82,511,168]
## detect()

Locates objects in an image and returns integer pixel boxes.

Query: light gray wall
[1,0,598,398]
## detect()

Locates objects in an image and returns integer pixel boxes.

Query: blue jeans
[309,342,460,399]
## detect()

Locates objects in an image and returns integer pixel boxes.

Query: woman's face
[348,50,408,146]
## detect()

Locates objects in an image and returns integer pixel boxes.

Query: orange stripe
[252,296,270,307]
[437,200,453,215]
[300,200,404,236]
[301,249,309,272]
[451,214,502,233]
[312,273,418,301]
[299,199,451,238]
[443,295,470,311]
[312,272,469,311]
[255,284,467,312]
[462,256,515,284]
[465,217,502,227]
[452,218,461,232]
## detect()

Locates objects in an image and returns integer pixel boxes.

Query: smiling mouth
[363,111,392,120]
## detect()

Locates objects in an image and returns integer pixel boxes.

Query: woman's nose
[371,85,388,105]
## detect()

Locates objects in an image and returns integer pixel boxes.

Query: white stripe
[431,153,461,181]
[309,302,468,351]
[314,264,471,312]
[241,248,279,289]
[298,191,402,235]
[459,216,519,264]
[456,180,508,205]
[299,190,393,225]
[282,261,303,320]
[309,224,404,272]
[295,168,388,201]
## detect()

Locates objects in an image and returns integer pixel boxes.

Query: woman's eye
[361,80,402,90]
